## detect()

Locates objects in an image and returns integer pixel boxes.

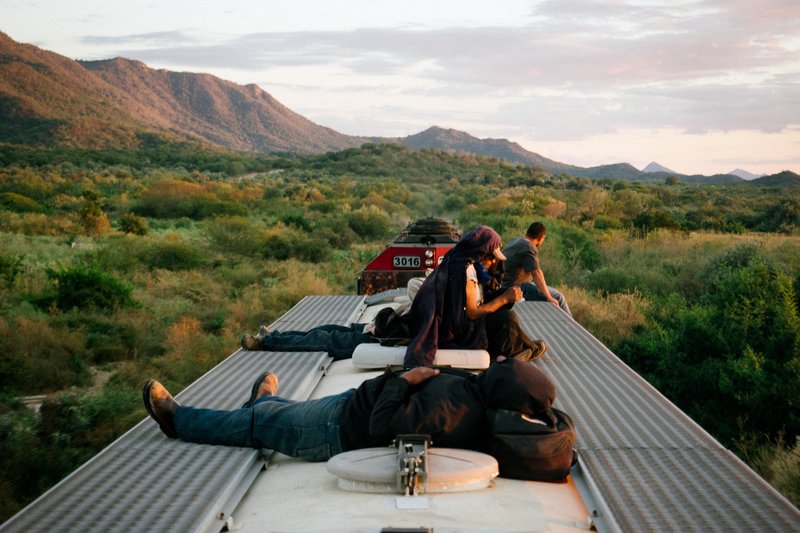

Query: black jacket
[339,358,556,452]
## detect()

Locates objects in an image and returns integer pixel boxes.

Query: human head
[453,225,505,262]
[525,222,546,246]
[477,358,556,415]
[525,222,546,240]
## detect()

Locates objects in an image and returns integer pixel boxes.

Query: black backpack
[373,307,411,346]
[486,407,577,482]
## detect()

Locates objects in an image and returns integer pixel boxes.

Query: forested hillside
[0,141,798,521]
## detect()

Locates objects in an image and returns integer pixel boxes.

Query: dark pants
[485,309,537,358]
[261,324,377,360]
[520,283,572,317]
[174,389,355,461]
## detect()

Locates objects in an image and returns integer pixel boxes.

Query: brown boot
[528,339,548,361]
[143,380,179,438]
[240,334,262,351]
[245,371,279,406]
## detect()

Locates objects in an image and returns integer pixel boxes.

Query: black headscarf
[404,226,503,367]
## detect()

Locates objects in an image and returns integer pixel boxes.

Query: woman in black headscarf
[404,226,522,368]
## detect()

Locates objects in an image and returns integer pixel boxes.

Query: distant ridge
[750,170,800,187]
[396,126,577,173]
[0,32,794,184]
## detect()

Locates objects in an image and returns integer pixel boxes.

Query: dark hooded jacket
[339,358,556,452]
[404,226,503,368]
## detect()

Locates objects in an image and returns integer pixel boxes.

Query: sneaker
[240,334,262,351]
[244,371,279,406]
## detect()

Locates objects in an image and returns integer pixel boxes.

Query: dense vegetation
[0,141,798,520]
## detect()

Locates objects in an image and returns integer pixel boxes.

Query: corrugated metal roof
[0,295,364,533]
[514,301,800,532]
[4,295,799,532]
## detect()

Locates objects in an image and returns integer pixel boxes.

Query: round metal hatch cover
[326,447,498,493]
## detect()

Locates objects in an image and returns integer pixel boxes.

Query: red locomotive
[357,217,460,295]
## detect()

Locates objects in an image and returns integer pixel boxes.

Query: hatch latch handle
[394,434,431,496]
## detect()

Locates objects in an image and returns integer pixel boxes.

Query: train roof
[2,295,799,532]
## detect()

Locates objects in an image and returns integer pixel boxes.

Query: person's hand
[504,287,522,304]
[547,296,559,307]
[401,367,440,385]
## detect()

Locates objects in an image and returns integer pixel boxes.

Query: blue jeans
[174,389,355,461]
[520,283,572,317]
[261,324,376,360]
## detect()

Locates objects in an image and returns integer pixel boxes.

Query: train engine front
[357,218,460,295]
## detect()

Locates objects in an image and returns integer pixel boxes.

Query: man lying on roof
[143,357,555,461]
[238,277,425,359]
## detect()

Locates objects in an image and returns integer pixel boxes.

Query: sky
[2,0,799,176]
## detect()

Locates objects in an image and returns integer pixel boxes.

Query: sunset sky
[2,0,799,176]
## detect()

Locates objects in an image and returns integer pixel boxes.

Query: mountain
[729,168,762,180]
[0,32,364,153]
[0,32,171,147]
[395,126,578,173]
[643,162,677,174]
[80,58,364,153]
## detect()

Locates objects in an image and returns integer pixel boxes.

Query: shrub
[206,216,264,256]
[263,226,333,263]
[593,215,623,230]
[314,215,359,248]
[0,254,25,285]
[736,435,800,507]
[0,192,41,212]
[556,226,603,272]
[60,316,140,363]
[133,178,246,219]
[137,237,205,270]
[756,199,800,233]
[280,213,312,232]
[118,213,148,235]
[46,265,135,312]
[347,206,393,240]
[617,255,800,445]
[76,191,111,236]
[0,316,89,394]
[585,267,638,295]
[632,209,681,231]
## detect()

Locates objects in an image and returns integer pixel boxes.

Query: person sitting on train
[404,225,546,368]
[501,221,571,317]
[239,277,425,359]
[142,356,556,460]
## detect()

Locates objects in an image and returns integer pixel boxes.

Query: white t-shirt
[466,264,483,306]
